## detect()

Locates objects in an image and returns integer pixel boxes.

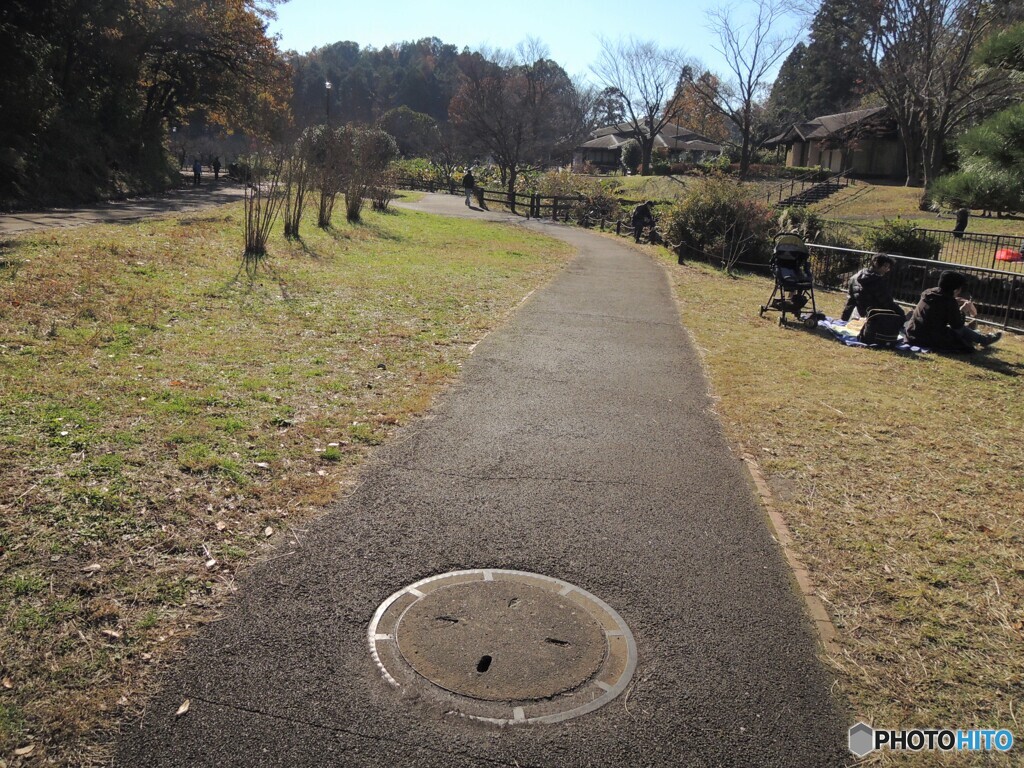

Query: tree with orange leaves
[666,73,731,145]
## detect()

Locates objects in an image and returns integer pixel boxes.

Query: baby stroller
[759,233,823,328]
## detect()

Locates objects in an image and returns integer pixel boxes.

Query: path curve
[116,192,849,767]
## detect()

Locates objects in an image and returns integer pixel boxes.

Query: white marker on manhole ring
[368,569,637,725]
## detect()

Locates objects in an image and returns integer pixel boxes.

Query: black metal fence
[911,228,1024,272]
[807,244,1024,332]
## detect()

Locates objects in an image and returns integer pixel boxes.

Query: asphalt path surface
[0,177,244,235]
[116,194,850,767]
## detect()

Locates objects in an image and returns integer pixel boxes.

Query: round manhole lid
[369,570,636,725]
[397,581,606,701]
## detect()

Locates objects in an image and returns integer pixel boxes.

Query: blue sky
[267,0,806,83]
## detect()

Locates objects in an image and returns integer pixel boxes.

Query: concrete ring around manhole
[368,569,636,725]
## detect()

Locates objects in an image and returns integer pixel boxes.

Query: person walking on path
[212,157,221,181]
[462,169,475,207]
[192,159,202,186]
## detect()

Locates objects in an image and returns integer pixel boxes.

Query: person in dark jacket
[462,169,475,207]
[631,201,655,243]
[904,270,1001,351]
[840,254,904,321]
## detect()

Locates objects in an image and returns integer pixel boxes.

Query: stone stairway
[777,180,847,209]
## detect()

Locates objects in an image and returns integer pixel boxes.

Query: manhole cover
[369,570,636,725]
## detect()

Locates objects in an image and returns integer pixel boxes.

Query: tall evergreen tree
[767,0,872,125]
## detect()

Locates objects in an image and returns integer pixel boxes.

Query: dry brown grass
[0,205,571,765]
[660,255,1024,765]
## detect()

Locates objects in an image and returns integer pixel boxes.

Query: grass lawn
[814,181,1024,238]
[0,203,571,764]
[659,252,1024,766]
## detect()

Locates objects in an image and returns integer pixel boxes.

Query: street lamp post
[325,80,332,123]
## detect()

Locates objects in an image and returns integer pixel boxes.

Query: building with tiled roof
[765,106,905,178]
[572,123,723,172]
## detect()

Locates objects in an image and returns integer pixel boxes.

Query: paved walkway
[0,179,244,235]
[116,194,848,767]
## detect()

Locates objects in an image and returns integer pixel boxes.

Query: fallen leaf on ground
[255,462,270,469]
[205,559,217,569]
[215,521,227,531]
[2,677,13,689]
[264,526,274,537]
[175,699,190,717]
[82,563,102,573]
[101,629,122,640]
[14,745,34,756]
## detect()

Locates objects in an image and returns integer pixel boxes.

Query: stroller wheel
[759,305,767,317]
[803,316,818,329]
[778,317,786,327]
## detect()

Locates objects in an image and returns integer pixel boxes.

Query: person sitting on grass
[903,270,1001,352]
[840,254,905,322]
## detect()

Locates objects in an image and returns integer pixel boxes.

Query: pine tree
[930,23,1024,212]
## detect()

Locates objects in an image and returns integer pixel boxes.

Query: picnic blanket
[818,317,928,353]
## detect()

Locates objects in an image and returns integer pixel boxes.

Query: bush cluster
[862,219,942,261]
[661,177,775,270]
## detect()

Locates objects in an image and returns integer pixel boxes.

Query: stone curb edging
[740,453,840,657]
[657,257,841,659]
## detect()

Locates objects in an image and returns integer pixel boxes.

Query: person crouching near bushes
[840,253,905,322]
[903,270,1002,352]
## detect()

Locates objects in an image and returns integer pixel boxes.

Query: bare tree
[590,39,688,176]
[241,146,286,276]
[866,0,1020,186]
[282,130,313,239]
[431,123,467,188]
[450,41,588,210]
[686,0,799,178]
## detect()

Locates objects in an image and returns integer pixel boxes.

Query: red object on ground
[994,248,1023,262]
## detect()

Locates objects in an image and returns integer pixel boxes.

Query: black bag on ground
[857,309,904,347]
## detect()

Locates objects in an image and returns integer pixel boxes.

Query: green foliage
[766,0,872,126]
[930,159,1024,214]
[289,38,463,127]
[0,1,287,207]
[931,102,1024,214]
[620,139,642,174]
[393,158,451,186]
[862,219,942,260]
[662,177,775,271]
[700,153,733,174]
[975,22,1024,70]
[377,106,440,158]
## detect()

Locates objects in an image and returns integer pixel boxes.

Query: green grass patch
[0,200,571,763]
[814,180,1024,237]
